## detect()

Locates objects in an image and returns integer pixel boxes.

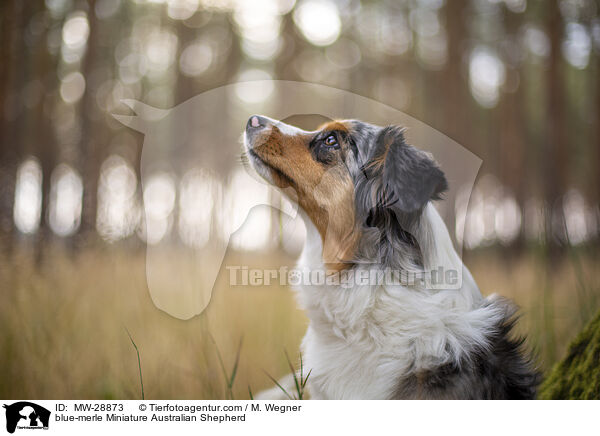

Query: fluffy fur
[244,115,540,400]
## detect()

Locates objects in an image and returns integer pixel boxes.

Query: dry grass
[0,244,598,399]
[466,248,600,365]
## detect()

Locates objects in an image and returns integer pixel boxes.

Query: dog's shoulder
[393,297,542,399]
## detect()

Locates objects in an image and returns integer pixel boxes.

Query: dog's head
[243,115,447,270]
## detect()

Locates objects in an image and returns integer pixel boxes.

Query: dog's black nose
[246,115,270,131]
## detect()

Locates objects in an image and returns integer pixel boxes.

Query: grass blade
[302,369,312,390]
[284,350,301,399]
[125,328,144,400]
[263,370,294,400]
[230,337,243,388]
[208,333,229,387]
[209,333,243,399]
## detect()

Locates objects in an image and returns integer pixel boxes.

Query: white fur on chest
[294,206,504,400]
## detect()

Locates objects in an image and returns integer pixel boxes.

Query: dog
[243,115,540,399]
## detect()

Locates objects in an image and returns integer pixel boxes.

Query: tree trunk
[596,50,600,245]
[0,0,25,251]
[33,14,59,265]
[77,0,100,247]
[500,5,526,251]
[544,0,568,257]
[444,0,469,147]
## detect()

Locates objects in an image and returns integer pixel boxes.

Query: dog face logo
[2,402,50,434]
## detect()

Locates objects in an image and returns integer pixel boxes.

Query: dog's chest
[301,325,403,400]
[296,285,410,400]
[294,278,492,399]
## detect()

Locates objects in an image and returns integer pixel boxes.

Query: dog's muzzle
[245,115,272,147]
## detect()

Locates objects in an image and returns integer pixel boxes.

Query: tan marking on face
[250,121,359,270]
[318,121,350,133]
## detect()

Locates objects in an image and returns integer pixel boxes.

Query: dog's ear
[360,126,447,214]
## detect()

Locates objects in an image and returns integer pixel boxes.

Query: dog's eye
[324,134,338,148]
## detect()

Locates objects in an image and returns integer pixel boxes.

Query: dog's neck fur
[295,203,507,399]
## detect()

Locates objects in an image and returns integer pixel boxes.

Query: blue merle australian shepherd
[243,115,540,400]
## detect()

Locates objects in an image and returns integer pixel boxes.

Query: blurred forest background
[0,0,599,399]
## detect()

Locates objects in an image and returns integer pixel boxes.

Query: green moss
[539,310,600,399]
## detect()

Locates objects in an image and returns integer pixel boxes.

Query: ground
[0,245,598,399]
